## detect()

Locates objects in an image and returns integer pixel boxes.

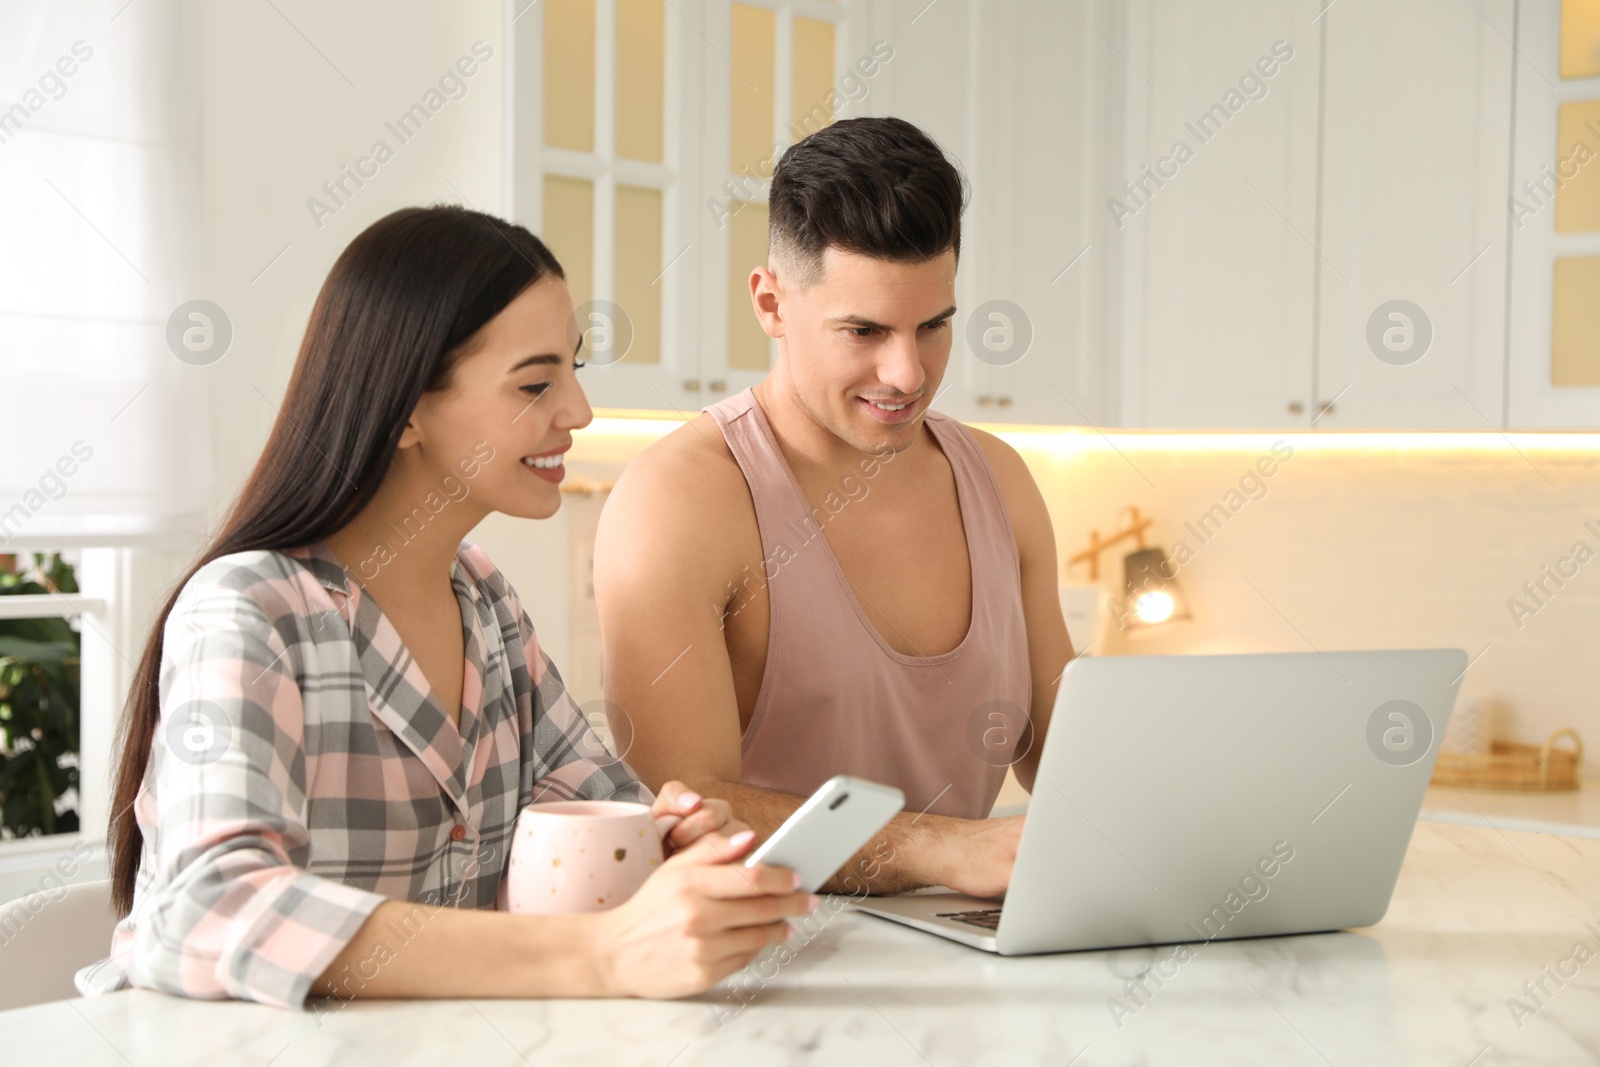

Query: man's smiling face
[772,246,958,456]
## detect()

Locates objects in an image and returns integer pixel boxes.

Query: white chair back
[0,879,117,1010]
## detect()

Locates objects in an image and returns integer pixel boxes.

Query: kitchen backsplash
[1012,432,1598,778]
[471,423,1600,780]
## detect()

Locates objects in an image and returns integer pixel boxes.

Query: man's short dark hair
[768,116,967,287]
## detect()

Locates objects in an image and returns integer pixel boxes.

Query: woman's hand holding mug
[501,780,810,996]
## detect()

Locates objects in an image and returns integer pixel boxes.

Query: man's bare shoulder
[599,414,757,562]
[958,423,1035,496]
[955,422,1056,550]
[610,414,748,505]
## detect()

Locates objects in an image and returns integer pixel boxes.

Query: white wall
[199,0,508,504]
[191,0,574,649]
[122,0,574,742]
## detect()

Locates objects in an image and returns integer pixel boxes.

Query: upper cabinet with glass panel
[512,0,675,410]
[1509,0,1600,425]
[1552,4,1600,389]
[511,0,850,412]
[724,4,840,378]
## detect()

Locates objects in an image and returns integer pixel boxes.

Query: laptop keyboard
[935,908,1003,931]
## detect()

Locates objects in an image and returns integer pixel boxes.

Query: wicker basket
[1430,728,1584,792]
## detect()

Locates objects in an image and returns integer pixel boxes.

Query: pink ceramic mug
[498,800,665,914]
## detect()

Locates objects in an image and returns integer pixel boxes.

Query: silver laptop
[852,649,1465,954]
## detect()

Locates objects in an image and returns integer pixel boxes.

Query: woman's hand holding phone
[586,827,816,998]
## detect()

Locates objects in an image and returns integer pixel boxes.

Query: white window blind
[0,0,210,548]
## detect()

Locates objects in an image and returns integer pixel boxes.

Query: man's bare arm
[643,776,1019,897]
[592,422,754,796]
[593,422,1021,896]
[969,429,1075,793]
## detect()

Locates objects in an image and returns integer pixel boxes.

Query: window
[0,554,86,843]
[0,547,127,900]
[0,1,205,893]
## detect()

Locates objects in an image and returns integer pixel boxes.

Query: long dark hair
[109,205,564,914]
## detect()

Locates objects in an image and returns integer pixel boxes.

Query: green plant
[0,553,81,838]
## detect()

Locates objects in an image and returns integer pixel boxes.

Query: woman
[78,206,812,1010]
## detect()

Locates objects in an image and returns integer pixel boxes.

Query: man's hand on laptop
[910,814,1024,900]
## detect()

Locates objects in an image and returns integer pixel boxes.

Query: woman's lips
[522,447,569,483]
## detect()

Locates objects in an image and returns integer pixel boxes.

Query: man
[593,117,1072,896]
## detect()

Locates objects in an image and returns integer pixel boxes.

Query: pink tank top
[706,389,1032,820]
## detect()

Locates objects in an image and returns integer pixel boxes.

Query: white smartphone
[743,775,905,892]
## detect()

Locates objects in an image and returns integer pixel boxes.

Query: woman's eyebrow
[506,353,563,373]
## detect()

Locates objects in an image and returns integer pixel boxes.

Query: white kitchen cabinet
[1119,0,1323,428]
[1314,0,1513,429]
[966,0,1112,428]
[514,0,1582,430]
[1113,0,1521,429]
[877,0,1534,429]
[866,0,987,425]
[872,0,1114,427]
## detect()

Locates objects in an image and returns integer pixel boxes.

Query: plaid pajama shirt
[75,541,648,1009]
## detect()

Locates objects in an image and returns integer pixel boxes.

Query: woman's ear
[395,410,425,450]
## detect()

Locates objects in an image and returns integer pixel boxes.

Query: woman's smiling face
[404,274,593,521]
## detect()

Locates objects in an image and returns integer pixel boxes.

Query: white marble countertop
[4,821,1598,1066]
[1420,780,1600,839]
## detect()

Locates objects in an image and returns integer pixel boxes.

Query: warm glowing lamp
[1119,545,1192,638]
[1069,507,1193,639]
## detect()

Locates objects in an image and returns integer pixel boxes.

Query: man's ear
[749,264,785,340]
